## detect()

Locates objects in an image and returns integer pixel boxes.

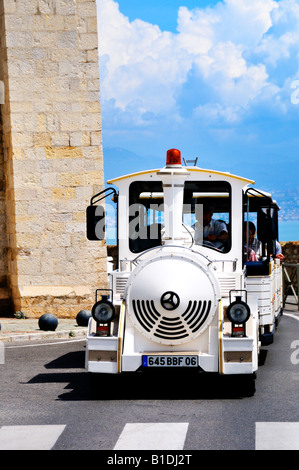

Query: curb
[0,328,87,343]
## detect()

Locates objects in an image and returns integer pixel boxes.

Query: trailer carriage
[85,149,283,394]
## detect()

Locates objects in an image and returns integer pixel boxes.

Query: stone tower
[0,0,107,317]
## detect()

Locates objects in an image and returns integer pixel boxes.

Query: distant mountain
[103,146,298,222]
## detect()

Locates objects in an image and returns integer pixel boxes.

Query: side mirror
[257,206,278,242]
[86,205,105,240]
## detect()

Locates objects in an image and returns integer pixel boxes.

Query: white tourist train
[85,149,283,393]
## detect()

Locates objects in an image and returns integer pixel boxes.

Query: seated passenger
[247,221,285,261]
[247,247,258,261]
[244,225,258,261]
[194,205,229,249]
[247,222,261,257]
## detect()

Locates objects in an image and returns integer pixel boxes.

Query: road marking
[0,425,66,450]
[5,339,85,349]
[284,313,299,322]
[114,423,189,450]
[256,422,299,450]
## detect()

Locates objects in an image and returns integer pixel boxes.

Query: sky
[95,0,299,240]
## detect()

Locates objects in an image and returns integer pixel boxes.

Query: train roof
[107,166,255,185]
[107,167,280,211]
[246,187,280,211]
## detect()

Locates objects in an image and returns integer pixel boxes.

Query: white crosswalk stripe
[255,422,299,450]
[1,422,298,450]
[0,425,66,450]
[113,423,189,450]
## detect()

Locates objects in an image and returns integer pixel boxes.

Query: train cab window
[129,181,164,253]
[183,181,231,253]
[129,180,231,254]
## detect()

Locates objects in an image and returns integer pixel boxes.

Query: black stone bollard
[38,313,58,331]
[76,309,91,327]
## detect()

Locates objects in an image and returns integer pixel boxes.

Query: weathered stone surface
[281,241,299,264]
[0,0,107,317]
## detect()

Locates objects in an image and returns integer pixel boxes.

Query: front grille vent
[132,299,211,341]
[115,275,129,297]
[218,276,236,297]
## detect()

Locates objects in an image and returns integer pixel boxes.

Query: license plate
[142,355,198,368]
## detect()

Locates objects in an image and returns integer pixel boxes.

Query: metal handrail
[282,262,299,310]
[131,244,212,266]
[130,245,238,273]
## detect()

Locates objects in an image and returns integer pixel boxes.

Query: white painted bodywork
[86,159,283,377]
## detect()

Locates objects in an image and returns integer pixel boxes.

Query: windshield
[129,180,231,253]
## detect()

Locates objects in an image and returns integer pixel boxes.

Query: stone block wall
[0,0,107,317]
[281,242,299,264]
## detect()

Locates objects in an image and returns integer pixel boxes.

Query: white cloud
[96,0,299,126]
[213,0,278,46]
[255,0,299,66]
[97,0,191,117]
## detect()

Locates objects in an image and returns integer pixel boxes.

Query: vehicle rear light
[166,148,181,166]
[96,324,110,336]
[232,326,245,337]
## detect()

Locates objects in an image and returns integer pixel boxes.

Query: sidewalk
[0,317,87,343]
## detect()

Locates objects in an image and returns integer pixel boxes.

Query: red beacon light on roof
[166,148,181,166]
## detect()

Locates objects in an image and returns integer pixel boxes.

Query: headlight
[227,297,250,324]
[92,297,115,324]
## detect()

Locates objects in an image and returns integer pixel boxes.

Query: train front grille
[132,299,212,343]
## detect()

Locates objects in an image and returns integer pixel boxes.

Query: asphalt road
[0,310,298,452]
